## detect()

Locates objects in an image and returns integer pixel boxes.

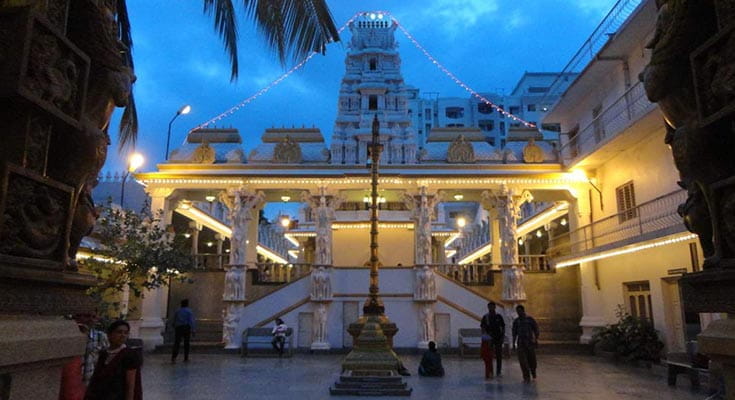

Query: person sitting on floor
[418,341,445,377]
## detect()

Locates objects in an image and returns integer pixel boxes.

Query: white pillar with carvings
[137,187,174,350]
[219,188,265,349]
[302,187,342,266]
[403,186,440,266]
[310,266,333,350]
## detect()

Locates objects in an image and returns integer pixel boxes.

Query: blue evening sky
[105,0,618,174]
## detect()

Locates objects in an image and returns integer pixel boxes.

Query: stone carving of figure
[313,303,328,344]
[222,305,241,347]
[414,266,436,301]
[224,267,244,301]
[522,138,545,163]
[273,135,302,163]
[419,305,435,343]
[311,266,332,300]
[502,265,526,301]
[404,189,440,266]
[447,135,475,163]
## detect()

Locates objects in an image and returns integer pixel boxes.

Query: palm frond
[204,0,239,80]
[242,0,340,67]
[118,93,138,151]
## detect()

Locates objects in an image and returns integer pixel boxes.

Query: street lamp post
[165,105,191,160]
[120,152,144,209]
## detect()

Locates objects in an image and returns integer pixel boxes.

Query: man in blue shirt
[171,299,196,363]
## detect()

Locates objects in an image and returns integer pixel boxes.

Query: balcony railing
[434,257,553,286]
[549,189,687,257]
[455,224,490,261]
[193,253,227,270]
[543,0,644,100]
[253,262,313,285]
[258,224,294,260]
[559,81,657,165]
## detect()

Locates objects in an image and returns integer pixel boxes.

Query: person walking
[512,304,540,383]
[171,299,196,363]
[481,301,505,378]
[271,318,288,356]
[85,320,142,400]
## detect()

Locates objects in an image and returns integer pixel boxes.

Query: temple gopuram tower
[330,13,417,165]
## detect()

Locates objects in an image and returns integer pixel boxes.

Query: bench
[458,328,482,358]
[665,352,708,389]
[241,327,294,357]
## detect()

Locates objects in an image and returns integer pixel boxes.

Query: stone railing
[519,255,553,272]
[549,189,687,257]
[433,257,553,286]
[253,263,313,284]
[454,224,490,261]
[559,81,657,165]
[258,223,294,260]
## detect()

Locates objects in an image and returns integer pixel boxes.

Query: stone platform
[141,353,707,399]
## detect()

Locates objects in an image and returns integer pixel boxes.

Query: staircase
[330,372,412,396]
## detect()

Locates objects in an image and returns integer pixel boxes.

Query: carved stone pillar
[302,187,342,266]
[219,188,264,349]
[482,186,532,347]
[403,187,440,266]
[310,265,333,350]
[413,264,437,348]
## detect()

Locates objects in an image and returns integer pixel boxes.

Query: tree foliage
[80,204,192,318]
[591,305,664,363]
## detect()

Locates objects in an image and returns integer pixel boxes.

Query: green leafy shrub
[592,305,664,363]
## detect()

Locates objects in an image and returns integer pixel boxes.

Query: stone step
[334,381,407,390]
[154,342,238,355]
[339,376,404,383]
[328,387,412,396]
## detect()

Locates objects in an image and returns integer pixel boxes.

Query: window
[445,107,464,119]
[447,123,464,127]
[418,130,423,135]
[592,104,604,142]
[477,103,493,114]
[487,137,496,146]
[528,86,549,93]
[498,105,505,118]
[425,108,432,119]
[509,106,520,115]
[624,281,653,322]
[369,58,377,71]
[527,104,537,112]
[478,120,494,131]
[425,123,431,133]
[616,181,637,222]
[368,95,378,110]
[499,122,505,132]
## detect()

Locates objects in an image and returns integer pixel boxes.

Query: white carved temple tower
[330,13,417,165]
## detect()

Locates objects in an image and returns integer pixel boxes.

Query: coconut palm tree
[116,0,340,148]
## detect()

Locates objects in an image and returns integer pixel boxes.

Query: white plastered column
[570,190,605,343]
[137,187,175,350]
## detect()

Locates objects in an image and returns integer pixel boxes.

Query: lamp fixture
[518,238,524,245]
[536,229,543,238]
[453,193,464,201]
[456,217,467,228]
[560,218,567,226]
[206,241,213,247]
[183,233,191,239]
[205,195,216,202]
[280,216,291,228]
[179,201,192,210]
[281,195,291,202]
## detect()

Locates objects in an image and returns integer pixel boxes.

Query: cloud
[503,9,527,31]
[419,0,500,36]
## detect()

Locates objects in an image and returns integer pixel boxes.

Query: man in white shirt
[271,318,288,356]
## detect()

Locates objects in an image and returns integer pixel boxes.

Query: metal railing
[253,262,313,284]
[559,81,657,165]
[549,189,687,257]
[543,0,644,101]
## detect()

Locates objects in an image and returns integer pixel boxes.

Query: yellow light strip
[283,234,300,247]
[288,249,299,259]
[445,249,457,258]
[458,243,493,265]
[284,232,316,237]
[431,231,456,237]
[443,232,461,248]
[76,251,120,264]
[139,174,587,186]
[555,233,698,268]
[256,245,289,264]
[516,202,569,238]
[332,223,414,230]
[175,205,232,238]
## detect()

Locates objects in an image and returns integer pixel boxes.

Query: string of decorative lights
[190,11,364,132]
[390,15,536,128]
[191,10,535,132]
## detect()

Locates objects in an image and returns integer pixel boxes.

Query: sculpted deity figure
[224,266,244,301]
[222,305,241,347]
[419,305,435,343]
[313,303,328,344]
[502,265,526,301]
[404,188,440,266]
[414,266,436,301]
[311,266,332,301]
[304,189,342,266]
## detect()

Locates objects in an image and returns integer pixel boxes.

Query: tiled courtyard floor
[142,352,705,399]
